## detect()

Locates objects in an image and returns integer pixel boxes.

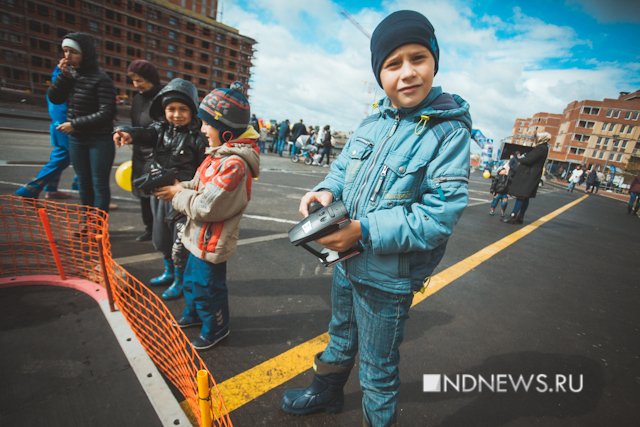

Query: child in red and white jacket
[155,82,260,350]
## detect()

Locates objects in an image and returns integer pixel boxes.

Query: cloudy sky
[220,0,640,141]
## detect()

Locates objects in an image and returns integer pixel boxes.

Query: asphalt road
[1,123,639,427]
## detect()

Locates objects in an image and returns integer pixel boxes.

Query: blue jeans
[276,136,287,155]
[321,265,413,426]
[511,197,529,217]
[567,182,576,192]
[39,125,71,191]
[68,134,115,212]
[490,194,508,211]
[629,192,639,212]
[182,254,229,340]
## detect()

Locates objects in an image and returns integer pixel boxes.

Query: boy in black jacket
[114,78,207,300]
[489,167,510,216]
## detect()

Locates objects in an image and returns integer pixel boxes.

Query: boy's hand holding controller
[154,181,183,201]
[299,191,362,252]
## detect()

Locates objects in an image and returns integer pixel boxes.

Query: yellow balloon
[115,160,133,192]
[483,170,491,179]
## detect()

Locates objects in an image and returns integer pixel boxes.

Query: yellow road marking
[217,195,589,412]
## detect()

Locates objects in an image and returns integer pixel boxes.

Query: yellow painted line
[217,194,589,412]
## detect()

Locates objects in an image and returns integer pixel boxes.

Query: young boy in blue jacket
[281,10,472,426]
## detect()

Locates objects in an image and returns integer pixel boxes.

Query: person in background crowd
[15,66,76,200]
[585,167,598,194]
[48,32,117,213]
[277,119,290,156]
[316,124,332,167]
[290,119,307,157]
[127,60,163,241]
[567,165,583,193]
[627,172,640,215]
[503,132,550,224]
[489,167,510,217]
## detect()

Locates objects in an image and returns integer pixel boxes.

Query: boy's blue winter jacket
[314,86,472,294]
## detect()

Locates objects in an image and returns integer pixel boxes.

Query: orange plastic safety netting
[0,195,231,426]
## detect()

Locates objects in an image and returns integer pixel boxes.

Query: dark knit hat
[198,81,250,140]
[370,10,440,87]
[127,60,160,87]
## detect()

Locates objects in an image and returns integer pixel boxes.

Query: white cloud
[221,0,638,141]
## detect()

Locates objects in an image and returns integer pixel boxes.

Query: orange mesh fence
[0,195,231,426]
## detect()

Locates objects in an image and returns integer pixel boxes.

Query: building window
[187,22,195,31]
[620,140,628,149]
[169,16,178,26]
[199,78,207,86]
[88,21,99,32]
[200,53,209,61]
[202,40,210,49]
[199,65,207,74]
[577,120,594,129]
[592,150,598,158]
[183,74,192,81]
[185,49,193,57]
[633,112,639,120]
[186,36,194,44]
[573,134,589,142]
[598,151,604,159]
[184,62,193,70]
[167,44,176,53]
[213,58,222,66]
[167,58,175,66]
[624,125,634,134]
[169,30,176,40]
[582,106,600,115]
[606,109,620,118]
[616,153,623,162]
[167,70,174,78]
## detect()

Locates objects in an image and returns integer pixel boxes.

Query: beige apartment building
[511,91,640,178]
[0,0,255,102]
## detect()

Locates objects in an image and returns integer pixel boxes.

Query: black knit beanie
[370,10,440,87]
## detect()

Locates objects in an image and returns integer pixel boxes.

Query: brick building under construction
[0,0,256,102]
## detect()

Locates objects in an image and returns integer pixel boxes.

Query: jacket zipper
[369,165,389,203]
[352,113,400,219]
[432,176,469,201]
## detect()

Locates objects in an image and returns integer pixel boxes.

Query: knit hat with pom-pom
[198,81,250,140]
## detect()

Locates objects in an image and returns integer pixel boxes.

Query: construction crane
[340,9,371,39]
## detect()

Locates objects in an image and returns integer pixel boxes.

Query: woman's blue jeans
[511,197,530,217]
[182,254,229,340]
[68,134,115,212]
[321,265,413,426]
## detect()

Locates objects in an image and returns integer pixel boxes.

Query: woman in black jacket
[127,60,163,241]
[48,32,116,212]
[503,132,550,224]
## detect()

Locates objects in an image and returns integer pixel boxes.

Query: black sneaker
[192,329,230,351]
[174,317,202,328]
[136,230,152,242]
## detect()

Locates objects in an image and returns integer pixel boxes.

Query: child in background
[114,78,207,300]
[489,167,510,216]
[154,82,260,350]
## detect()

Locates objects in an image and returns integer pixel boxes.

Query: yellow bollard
[197,370,212,427]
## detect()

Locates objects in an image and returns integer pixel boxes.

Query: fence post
[197,370,212,427]
[37,208,66,280]
[95,234,115,312]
